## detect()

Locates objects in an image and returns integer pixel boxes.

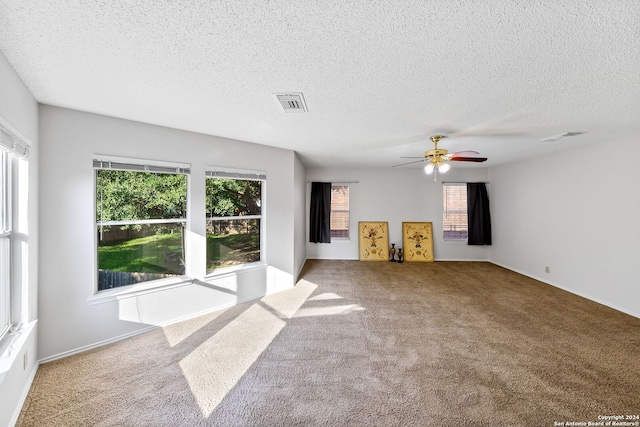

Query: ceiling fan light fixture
[438,162,451,173]
[393,134,487,172]
[424,163,435,174]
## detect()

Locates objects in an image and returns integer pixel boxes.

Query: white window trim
[93,155,191,296]
[88,260,269,304]
[87,275,193,305]
[0,151,10,342]
[93,154,190,172]
[205,166,266,274]
[0,118,30,351]
[205,165,266,180]
[0,120,30,160]
[330,183,351,241]
[443,182,468,242]
[97,218,187,227]
[203,259,265,279]
[205,214,261,221]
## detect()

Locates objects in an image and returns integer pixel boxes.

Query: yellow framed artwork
[402,222,434,262]
[358,221,389,261]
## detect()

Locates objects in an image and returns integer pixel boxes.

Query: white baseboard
[489,260,640,320]
[38,292,277,365]
[295,258,307,282]
[38,326,158,365]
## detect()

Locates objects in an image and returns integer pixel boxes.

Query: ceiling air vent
[274,93,308,113]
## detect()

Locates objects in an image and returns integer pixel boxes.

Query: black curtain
[309,182,332,243]
[467,183,492,245]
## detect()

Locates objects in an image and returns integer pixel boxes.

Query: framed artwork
[402,222,434,262]
[358,222,389,261]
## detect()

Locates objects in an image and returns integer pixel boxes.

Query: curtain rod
[306,180,359,184]
[442,181,490,184]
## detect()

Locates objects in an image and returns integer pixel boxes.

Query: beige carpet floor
[17,260,640,426]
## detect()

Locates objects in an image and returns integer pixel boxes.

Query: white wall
[293,153,307,278]
[489,134,640,318]
[38,105,298,361]
[306,167,490,261]
[0,50,39,427]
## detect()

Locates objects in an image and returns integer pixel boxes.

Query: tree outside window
[206,177,263,271]
[95,168,188,290]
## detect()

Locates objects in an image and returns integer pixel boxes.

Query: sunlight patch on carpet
[162,309,230,347]
[308,292,344,300]
[293,304,365,317]
[179,280,317,417]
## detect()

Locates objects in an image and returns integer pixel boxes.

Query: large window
[443,183,467,241]
[0,150,10,340]
[95,159,189,291]
[206,170,265,271]
[330,184,350,239]
[0,122,29,343]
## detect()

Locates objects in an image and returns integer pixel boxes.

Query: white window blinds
[206,170,266,180]
[443,183,468,240]
[0,122,30,159]
[93,159,190,174]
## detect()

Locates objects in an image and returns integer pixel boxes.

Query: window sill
[442,239,468,244]
[88,263,268,305]
[88,275,193,305]
[204,261,266,279]
[0,321,37,386]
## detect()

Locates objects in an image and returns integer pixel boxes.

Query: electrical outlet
[23,352,28,370]
[545,266,550,274]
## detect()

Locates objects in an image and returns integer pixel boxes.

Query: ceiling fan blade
[400,156,426,159]
[449,157,488,162]
[391,159,426,167]
[450,150,480,157]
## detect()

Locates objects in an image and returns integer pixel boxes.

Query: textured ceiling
[1,1,639,168]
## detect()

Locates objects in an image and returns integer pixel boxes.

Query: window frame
[443,183,468,242]
[93,156,190,293]
[330,183,350,240]
[0,150,11,341]
[0,120,30,345]
[205,168,266,274]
